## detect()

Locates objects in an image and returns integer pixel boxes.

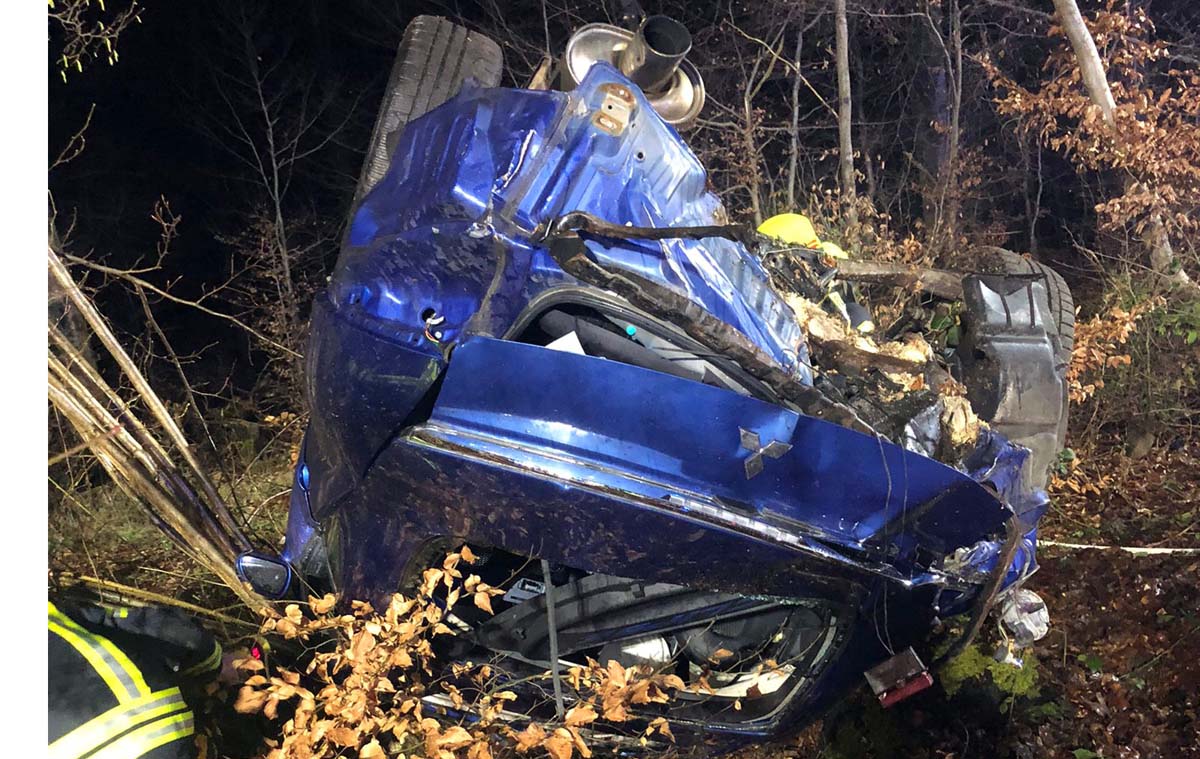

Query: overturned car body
[253,16,1068,751]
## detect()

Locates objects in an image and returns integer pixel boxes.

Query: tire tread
[353,16,503,202]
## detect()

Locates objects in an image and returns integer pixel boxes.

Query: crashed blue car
[240,14,1072,751]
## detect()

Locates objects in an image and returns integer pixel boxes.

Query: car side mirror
[236,552,293,598]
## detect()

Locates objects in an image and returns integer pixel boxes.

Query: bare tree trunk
[920,0,962,248]
[1022,136,1043,256]
[943,0,963,239]
[1051,0,1116,122]
[835,0,858,226]
[741,62,765,226]
[1051,0,1195,290]
[787,26,804,211]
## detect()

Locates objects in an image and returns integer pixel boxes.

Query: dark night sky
[48,1,459,393]
[51,2,385,268]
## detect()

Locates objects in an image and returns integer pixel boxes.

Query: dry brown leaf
[421,568,444,596]
[628,680,652,705]
[647,717,674,742]
[437,726,475,750]
[275,618,300,638]
[234,657,264,672]
[514,723,546,753]
[567,727,592,759]
[468,740,494,759]
[709,648,734,663]
[543,729,575,759]
[601,699,628,722]
[271,682,297,701]
[461,545,478,563]
[605,659,627,689]
[349,630,377,661]
[567,667,585,690]
[360,739,385,759]
[326,726,360,748]
[564,704,598,727]
[474,591,495,615]
[389,647,414,669]
[234,686,267,714]
[285,604,303,625]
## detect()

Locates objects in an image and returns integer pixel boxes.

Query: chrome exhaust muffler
[562,15,705,127]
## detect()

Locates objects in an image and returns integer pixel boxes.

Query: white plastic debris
[999,588,1050,647]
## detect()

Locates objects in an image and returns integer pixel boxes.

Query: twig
[58,573,260,629]
[59,251,300,359]
[47,425,122,468]
[51,104,96,170]
[1125,621,1200,676]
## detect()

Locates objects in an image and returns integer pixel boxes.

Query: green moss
[993,650,1040,696]
[940,643,1041,707]
[940,644,992,696]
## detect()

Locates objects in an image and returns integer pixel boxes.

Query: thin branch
[59,251,301,358]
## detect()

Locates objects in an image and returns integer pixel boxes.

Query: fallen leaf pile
[233,547,687,759]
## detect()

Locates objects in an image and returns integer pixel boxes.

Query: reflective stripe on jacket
[48,601,213,759]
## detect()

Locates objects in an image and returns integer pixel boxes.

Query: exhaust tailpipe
[562,15,706,127]
[618,16,692,95]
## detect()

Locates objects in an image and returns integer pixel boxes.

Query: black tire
[975,246,1075,370]
[353,16,504,202]
[967,247,1076,470]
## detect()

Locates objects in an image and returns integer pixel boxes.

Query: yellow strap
[86,709,194,759]
[180,640,222,678]
[49,687,186,759]
[49,602,151,702]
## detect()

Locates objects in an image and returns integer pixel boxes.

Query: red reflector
[879,671,934,708]
[251,645,262,660]
[864,647,933,708]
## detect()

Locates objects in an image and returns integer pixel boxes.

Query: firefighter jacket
[48,600,222,759]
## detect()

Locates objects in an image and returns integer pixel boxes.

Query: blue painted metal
[424,338,1010,562]
[333,62,806,378]
[274,60,1048,749]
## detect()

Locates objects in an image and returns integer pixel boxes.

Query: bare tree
[834,0,858,226]
[1050,0,1195,291]
[195,2,361,399]
[49,0,142,81]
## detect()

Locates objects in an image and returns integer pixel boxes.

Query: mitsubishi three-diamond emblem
[738,427,792,479]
